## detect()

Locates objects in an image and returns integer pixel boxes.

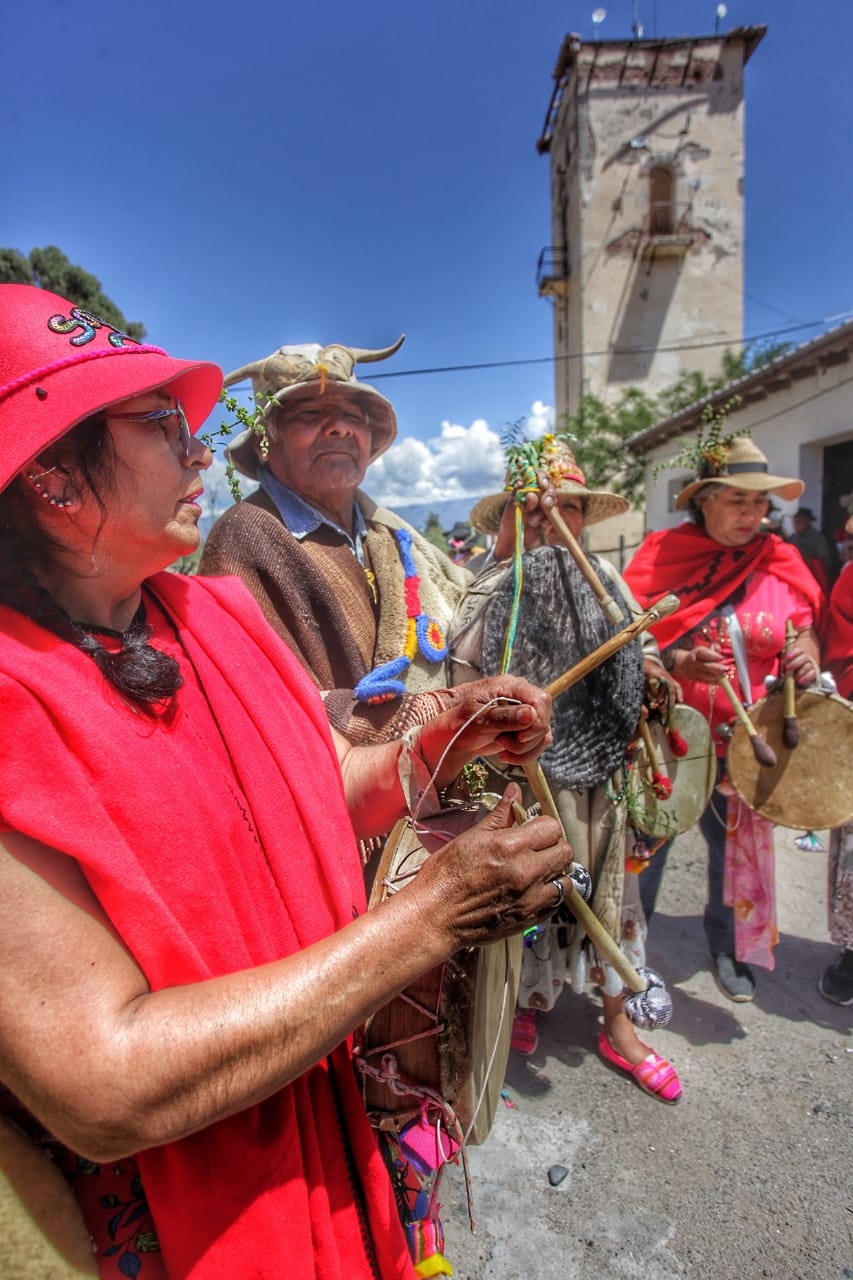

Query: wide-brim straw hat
[223,338,404,480]
[0,284,222,493]
[470,435,629,534]
[674,436,804,510]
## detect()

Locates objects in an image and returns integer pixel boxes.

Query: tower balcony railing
[536,246,570,298]
[647,200,694,237]
[643,202,695,257]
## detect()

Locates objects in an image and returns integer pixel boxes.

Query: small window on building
[649,167,675,235]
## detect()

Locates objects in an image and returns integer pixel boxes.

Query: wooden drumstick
[782,619,800,749]
[512,790,646,995]
[718,675,777,768]
[544,504,624,626]
[545,594,680,699]
[638,719,663,785]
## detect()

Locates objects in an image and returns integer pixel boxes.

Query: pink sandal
[511,1009,538,1055]
[596,1030,682,1104]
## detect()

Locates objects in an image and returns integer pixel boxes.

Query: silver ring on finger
[551,877,566,912]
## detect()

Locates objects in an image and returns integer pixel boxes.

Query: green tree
[561,343,794,507]
[422,512,449,553]
[0,245,145,340]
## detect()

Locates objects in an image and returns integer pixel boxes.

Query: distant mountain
[389,495,487,535]
[200,494,488,543]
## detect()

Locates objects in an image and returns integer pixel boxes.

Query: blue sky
[5,0,852,516]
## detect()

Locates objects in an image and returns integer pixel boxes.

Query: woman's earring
[26,468,71,509]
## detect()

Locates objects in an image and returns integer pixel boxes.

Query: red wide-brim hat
[0,284,222,492]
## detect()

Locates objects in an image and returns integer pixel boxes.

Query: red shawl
[824,568,853,700]
[623,525,824,650]
[0,573,414,1280]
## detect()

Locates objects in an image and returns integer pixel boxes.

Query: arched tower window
[649,166,675,234]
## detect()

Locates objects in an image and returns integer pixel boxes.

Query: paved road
[441,824,852,1279]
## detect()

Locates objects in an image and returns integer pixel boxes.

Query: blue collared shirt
[259,467,369,565]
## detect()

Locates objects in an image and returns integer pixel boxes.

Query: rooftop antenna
[715,3,727,34]
[632,0,644,39]
[592,7,607,35]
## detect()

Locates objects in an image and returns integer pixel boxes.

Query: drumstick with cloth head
[514,773,673,1031]
[782,619,800,749]
[718,675,777,768]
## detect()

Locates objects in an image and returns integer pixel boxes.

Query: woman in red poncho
[623,436,822,1004]
[0,284,572,1280]
[818,550,853,1006]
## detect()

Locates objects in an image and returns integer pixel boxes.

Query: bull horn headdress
[224,336,405,478]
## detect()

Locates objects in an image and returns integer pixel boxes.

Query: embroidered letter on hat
[47,307,140,350]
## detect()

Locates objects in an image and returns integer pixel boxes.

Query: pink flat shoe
[596,1030,682,1104]
[511,1009,538,1055]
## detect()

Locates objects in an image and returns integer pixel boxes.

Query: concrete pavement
[441,824,852,1279]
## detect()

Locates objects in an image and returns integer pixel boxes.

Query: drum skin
[361,816,521,1147]
[627,704,716,838]
[727,688,853,830]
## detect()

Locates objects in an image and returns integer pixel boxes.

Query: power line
[223,311,853,391]
[360,315,850,382]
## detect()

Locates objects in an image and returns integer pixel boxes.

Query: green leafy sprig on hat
[200,390,273,502]
[500,421,577,491]
[653,396,745,483]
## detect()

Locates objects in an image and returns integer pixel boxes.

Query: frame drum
[0,1116,98,1277]
[627,703,716,839]
[727,688,853,830]
[359,814,521,1147]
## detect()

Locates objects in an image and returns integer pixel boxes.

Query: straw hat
[469,435,629,534]
[223,337,404,479]
[0,284,222,494]
[674,436,803,510]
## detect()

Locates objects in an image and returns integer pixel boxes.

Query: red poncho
[0,573,414,1280]
[623,524,824,650]
[824,568,853,700]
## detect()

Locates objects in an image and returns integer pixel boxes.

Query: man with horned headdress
[199,339,470,748]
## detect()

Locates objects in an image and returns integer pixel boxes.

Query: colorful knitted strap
[499,461,539,673]
[354,529,448,703]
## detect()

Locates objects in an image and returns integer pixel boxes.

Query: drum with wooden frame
[626,703,716,839]
[357,809,521,1148]
[727,686,853,830]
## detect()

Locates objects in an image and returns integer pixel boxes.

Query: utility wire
[362,315,851,382]
[223,311,853,391]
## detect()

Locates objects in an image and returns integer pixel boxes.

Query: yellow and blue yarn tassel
[500,462,539,674]
[354,528,448,704]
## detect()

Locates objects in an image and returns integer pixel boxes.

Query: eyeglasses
[108,400,193,461]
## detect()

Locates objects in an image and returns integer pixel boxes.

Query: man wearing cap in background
[786,505,839,594]
[199,339,470,747]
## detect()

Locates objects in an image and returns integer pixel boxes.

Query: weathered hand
[418,677,553,784]
[676,645,727,685]
[493,471,557,559]
[410,785,572,949]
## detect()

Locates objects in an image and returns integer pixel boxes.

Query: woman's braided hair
[0,415,183,709]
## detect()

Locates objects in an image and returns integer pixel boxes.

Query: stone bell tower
[536,26,766,421]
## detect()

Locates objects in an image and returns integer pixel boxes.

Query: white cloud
[198,400,556,517]
[367,402,554,507]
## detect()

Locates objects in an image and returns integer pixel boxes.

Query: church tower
[536,26,765,421]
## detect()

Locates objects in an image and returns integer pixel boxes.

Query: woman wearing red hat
[0,284,571,1279]
[623,435,822,1002]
